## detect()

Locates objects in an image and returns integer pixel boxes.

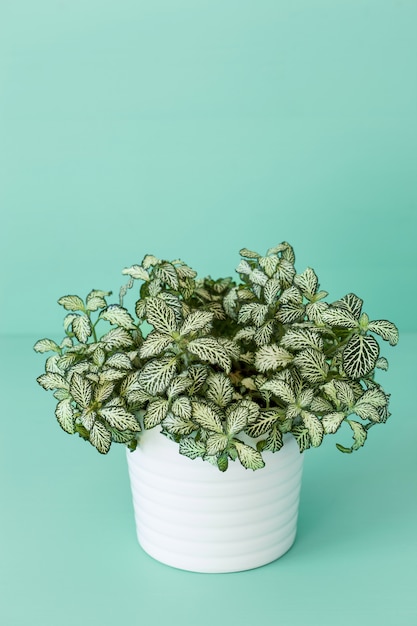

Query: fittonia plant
[35,243,398,471]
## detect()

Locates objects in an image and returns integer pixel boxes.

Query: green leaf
[226,405,248,436]
[322,307,359,328]
[206,433,229,455]
[72,314,93,343]
[162,412,196,435]
[89,420,112,454]
[58,295,85,312]
[293,348,329,383]
[191,402,223,434]
[138,356,177,394]
[233,440,265,470]
[179,437,206,460]
[322,411,346,434]
[70,372,93,408]
[122,264,150,281]
[33,338,61,353]
[37,372,70,391]
[367,320,399,346]
[143,399,170,429]
[254,344,293,372]
[187,337,231,373]
[342,335,380,378]
[99,305,136,330]
[206,373,234,408]
[301,411,324,447]
[101,404,141,431]
[179,310,214,336]
[55,399,76,434]
[145,297,178,335]
[294,267,318,298]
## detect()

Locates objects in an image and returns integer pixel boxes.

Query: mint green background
[1,2,416,625]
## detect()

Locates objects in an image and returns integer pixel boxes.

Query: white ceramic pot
[126,428,304,573]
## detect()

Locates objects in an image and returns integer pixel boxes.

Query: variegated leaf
[292,425,311,452]
[255,344,293,372]
[55,399,76,434]
[145,297,178,335]
[234,326,256,343]
[70,372,93,408]
[261,425,283,452]
[179,437,206,460]
[167,375,192,399]
[53,388,70,401]
[206,433,229,455]
[187,337,231,372]
[239,247,260,259]
[259,256,279,278]
[238,303,258,325]
[251,304,269,327]
[122,264,150,281]
[99,305,136,330]
[58,295,85,312]
[100,328,134,350]
[245,410,280,438]
[306,301,328,324]
[81,409,96,431]
[356,388,387,409]
[92,346,106,367]
[277,303,305,324]
[301,411,324,447]
[310,396,333,413]
[353,402,381,422]
[226,405,248,435]
[281,328,323,352]
[348,419,367,450]
[293,348,329,383]
[155,262,179,290]
[334,380,355,408]
[86,290,111,311]
[343,335,379,378]
[171,396,192,420]
[236,259,252,275]
[275,259,296,288]
[142,254,160,269]
[162,412,196,435]
[294,267,318,298]
[321,307,359,328]
[322,411,346,434]
[72,314,93,343]
[89,420,112,454]
[206,373,234,408]
[94,381,115,403]
[37,372,70,391]
[45,354,65,373]
[33,338,60,353]
[332,293,363,319]
[263,278,281,304]
[105,353,133,374]
[192,402,223,434]
[367,320,399,346]
[376,357,389,370]
[139,332,173,359]
[280,286,303,305]
[250,268,268,286]
[99,368,127,382]
[143,399,169,428]
[101,405,140,431]
[179,310,214,336]
[254,321,275,347]
[187,365,209,394]
[138,356,177,394]
[261,379,295,403]
[175,262,197,279]
[233,440,265,470]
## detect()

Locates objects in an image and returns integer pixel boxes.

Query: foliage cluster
[35,243,398,470]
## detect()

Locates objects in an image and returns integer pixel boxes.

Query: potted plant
[34,242,398,572]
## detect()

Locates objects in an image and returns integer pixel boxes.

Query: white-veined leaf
[226,404,248,436]
[206,433,229,455]
[367,320,399,346]
[122,264,150,281]
[263,278,281,304]
[63,313,78,332]
[293,348,329,383]
[187,337,231,372]
[348,419,367,450]
[94,381,115,403]
[37,372,70,391]
[155,262,179,289]
[179,310,214,336]
[356,388,387,409]
[251,304,269,327]
[86,290,111,311]
[306,301,328,324]
[175,262,197,279]
[145,297,178,335]
[238,303,258,325]
[99,305,136,330]
[53,388,70,400]
[162,412,196,435]
[192,402,223,434]
[254,321,275,347]
[72,314,93,343]
[261,379,295,403]
[250,268,268,286]
[58,295,85,312]
[101,405,140,431]
[353,403,381,422]
[138,356,177,394]
[171,396,192,420]
[206,373,234,408]
[334,380,355,408]
[70,372,93,408]
[255,344,293,372]
[234,326,256,342]
[81,409,96,431]
[261,425,283,452]
[322,411,346,434]
[239,248,260,259]
[142,254,160,269]
[281,328,323,352]
[332,293,363,319]
[275,259,296,288]
[100,328,134,350]
[259,256,279,278]
[167,376,192,399]
[55,399,76,434]
[310,396,333,413]
[45,354,65,373]
[322,307,359,329]
[245,410,280,438]
[105,352,133,370]
[179,437,206,460]
[375,357,389,370]
[143,399,169,428]
[233,440,265,470]
[236,259,252,275]
[294,267,318,298]
[292,426,311,452]
[139,332,173,359]
[342,335,379,379]
[89,420,111,454]
[277,303,305,324]
[301,411,324,447]
[280,286,302,305]
[34,338,60,353]
[92,346,106,367]
[187,365,209,394]
[99,368,127,382]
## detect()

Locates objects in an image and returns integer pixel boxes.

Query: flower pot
[126,428,304,573]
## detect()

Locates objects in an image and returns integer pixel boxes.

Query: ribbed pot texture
[126,428,304,573]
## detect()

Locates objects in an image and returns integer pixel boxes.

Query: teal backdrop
[1,2,416,626]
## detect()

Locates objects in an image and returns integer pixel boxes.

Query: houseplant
[34,242,398,572]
